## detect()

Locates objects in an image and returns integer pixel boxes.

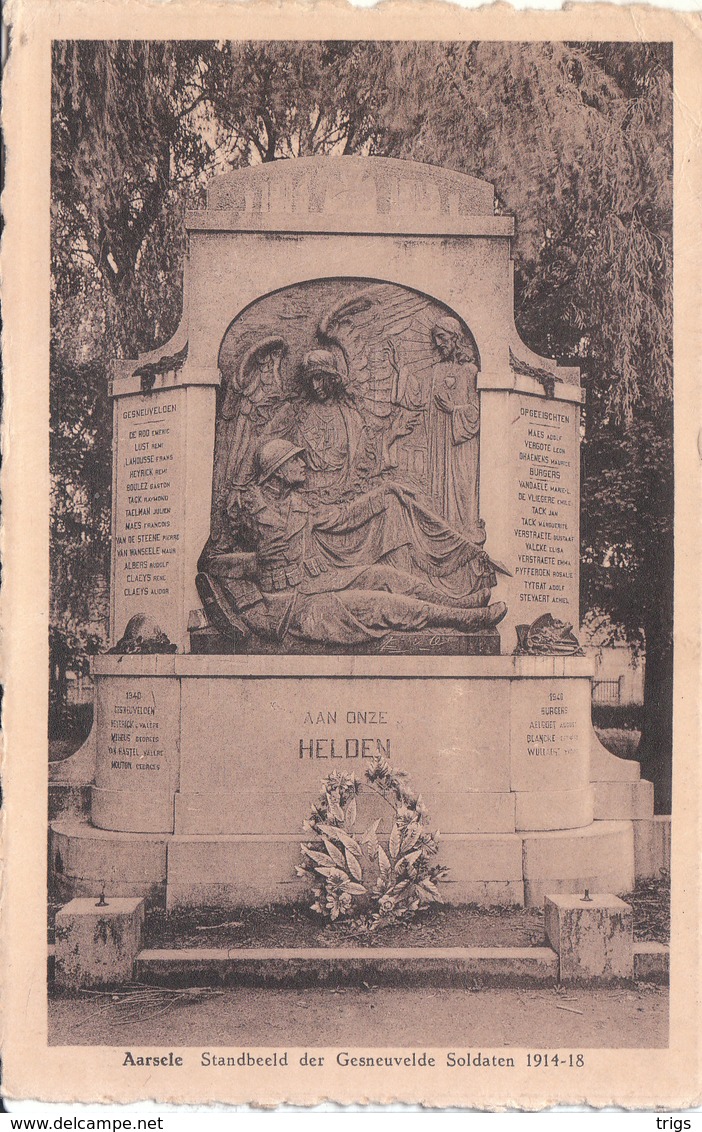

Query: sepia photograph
[47,30,672,1041]
[2,3,700,1109]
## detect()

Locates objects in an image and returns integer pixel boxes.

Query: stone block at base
[135,946,558,988]
[544,893,633,983]
[633,942,669,983]
[51,817,640,913]
[166,836,307,909]
[50,820,168,903]
[54,897,145,989]
[633,816,671,881]
[91,785,175,835]
[49,783,91,823]
[522,821,635,908]
[438,835,524,905]
[166,833,526,910]
[592,780,654,821]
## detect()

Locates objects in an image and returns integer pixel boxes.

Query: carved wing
[213,332,294,524]
[315,285,437,420]
[220,334,289,421]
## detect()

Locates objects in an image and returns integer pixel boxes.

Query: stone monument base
[51,817,636,910]
[49,653,653,912]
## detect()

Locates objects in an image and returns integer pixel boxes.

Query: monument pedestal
[189,624,501,657]
[50,653,647,910]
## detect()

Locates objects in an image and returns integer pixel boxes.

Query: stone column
[478,371,584,656]
[509,663,594,831]
[90,658,181,834]
[108,363,219,653]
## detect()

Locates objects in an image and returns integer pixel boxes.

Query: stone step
[49,942,668,989]
[135,946,558,988]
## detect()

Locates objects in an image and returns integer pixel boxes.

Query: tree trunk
[637,620,674,816]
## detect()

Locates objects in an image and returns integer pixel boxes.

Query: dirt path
[49,984,668,1050]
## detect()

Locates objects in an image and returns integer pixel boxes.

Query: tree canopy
[51,40,674,807]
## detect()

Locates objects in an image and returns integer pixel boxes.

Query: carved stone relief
[197,278,508,654]
[214,279,482,529]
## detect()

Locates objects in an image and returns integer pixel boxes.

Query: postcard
[2,0,700,1108]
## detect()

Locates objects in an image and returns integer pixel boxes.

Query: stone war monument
[51,156,657,910]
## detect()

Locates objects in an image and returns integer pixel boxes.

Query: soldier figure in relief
[198,438,507,648]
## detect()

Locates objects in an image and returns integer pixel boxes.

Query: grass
[624,874,670,944]
[139,875,670,952]
[142,901,546,950]
[594,727,641,761]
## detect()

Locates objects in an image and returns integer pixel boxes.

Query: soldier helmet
[301,349,341,378]
[109,614,177,655]
[254,438,306,483]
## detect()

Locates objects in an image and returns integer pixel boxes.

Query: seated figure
[197,438,508,649]
[263,349,375,500]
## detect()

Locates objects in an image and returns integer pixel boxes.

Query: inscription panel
[509,679,590,792]
[511,398,580,623]
[94,676,180,796]
[179,677,512,799]
[111,390,185,645]
[206,157,496,220]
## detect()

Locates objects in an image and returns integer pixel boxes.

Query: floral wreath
[297,756,448,929]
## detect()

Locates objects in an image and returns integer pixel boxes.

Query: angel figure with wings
[216,337,289,488]
[268,288,436,497]
[249,289,403,501]
[199,289,509,649]
[290,288,484,549]
[262,343,375,501]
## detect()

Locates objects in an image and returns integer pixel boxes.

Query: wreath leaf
[401,823,421,852]
[302,846,335,867]
[315,866,352,881]
[345,797,357,827]
[345,849,363,882]
[389,822,402,861]
[417,879,443,901]
[361,819,381,843]
[300,757,447,926]
[377,845,392,878]
[317,822,362,856]
[322,838,346,868]
[327,800,345,823]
